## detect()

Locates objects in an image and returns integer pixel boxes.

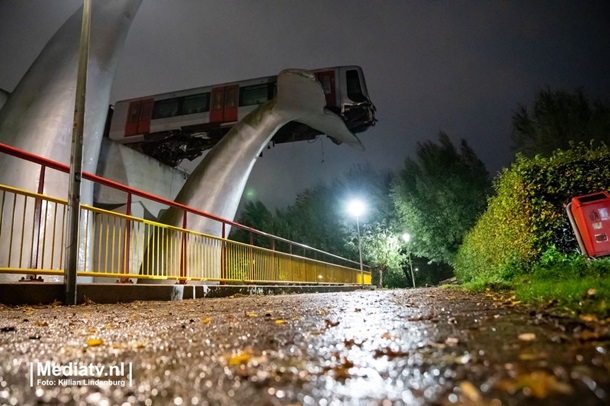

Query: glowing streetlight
[402,232,415,288]
[347,199,366,285]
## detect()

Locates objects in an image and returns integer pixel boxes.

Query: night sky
[1,1,609,209]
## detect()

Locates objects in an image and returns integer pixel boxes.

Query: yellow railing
[0,184,372,284]
[0,184,66,274]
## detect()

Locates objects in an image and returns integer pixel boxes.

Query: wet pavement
[1,287,609,405]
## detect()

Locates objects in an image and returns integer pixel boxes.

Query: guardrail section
[1,183,367,284]
[0,142,371,285]
[0,184,66,274]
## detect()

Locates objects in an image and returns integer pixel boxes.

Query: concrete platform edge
[0,283,374,305]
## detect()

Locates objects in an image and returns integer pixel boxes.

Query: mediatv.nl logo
[29,361,133,387]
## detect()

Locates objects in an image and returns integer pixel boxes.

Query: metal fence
[0,143,371,285]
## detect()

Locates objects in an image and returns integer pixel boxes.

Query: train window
[128,103,140,123]
[152,98,179,119]
[319,75,332,95]
[239,84,269,106]
[183,93,210,115]
[346,70,367,102]
[226,87,236,108]
[213,91,223,110]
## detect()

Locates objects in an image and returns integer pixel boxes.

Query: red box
[567,191,610,257]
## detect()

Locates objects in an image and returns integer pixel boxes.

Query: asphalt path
[1,288,609,405]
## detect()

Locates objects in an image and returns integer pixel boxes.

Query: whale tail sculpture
[138,68,363,282]
[274,69,364,151]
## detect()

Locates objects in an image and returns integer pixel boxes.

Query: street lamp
[347,199,366,285]
[402,233,416,288]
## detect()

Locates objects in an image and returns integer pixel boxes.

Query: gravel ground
[1,287,609,405]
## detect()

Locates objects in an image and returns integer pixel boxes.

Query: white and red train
[106,66,376,166]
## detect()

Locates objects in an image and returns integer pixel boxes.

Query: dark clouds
[1,1,609,209]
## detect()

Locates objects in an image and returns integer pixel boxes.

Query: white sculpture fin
[274,69,364,150]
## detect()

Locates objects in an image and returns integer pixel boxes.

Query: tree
[234,164,413,288]
[392,132,491,265]
[512,88,610,157]
[346,217,408,288]
[230,200,276,248]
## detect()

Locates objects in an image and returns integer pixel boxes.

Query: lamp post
[347,199,365,285]
[402,233,415,288]
[65,0,92,305]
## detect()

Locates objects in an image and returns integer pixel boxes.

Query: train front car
[266,65,377,147]
[336,66,377,134]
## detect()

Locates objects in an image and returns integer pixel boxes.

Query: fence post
[178,210,187,284]
[27,165,46,281]
[119,192,132,283]
[271,238,276,281]
[220,222,226,284]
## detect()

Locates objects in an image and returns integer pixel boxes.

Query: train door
[210,84,239,123]
[124,98,153,136]
[314,70,336,107]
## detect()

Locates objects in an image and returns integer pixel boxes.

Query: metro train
[106,66,377,166]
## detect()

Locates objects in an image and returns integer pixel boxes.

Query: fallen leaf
[323,356,354,380]
[496,370,573,398]
[247,313,257,318]
[576,329,600,341]
[226,349,253,366]
[202,317,211,324]
[518,333,536,341]
[344,339,356,348]
[381,332,397,340]
[460,381,482,402]
[320,309,326,315]
[579,314,598,323]
[374,347,409,359]
[87,338,104,347]
[519,352,547,361]
[325,319,339,328]
[275,319,286,324]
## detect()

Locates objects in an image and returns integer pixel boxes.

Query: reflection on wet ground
[0,288,609,405]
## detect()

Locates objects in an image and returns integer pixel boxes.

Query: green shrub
[455,143,610,284]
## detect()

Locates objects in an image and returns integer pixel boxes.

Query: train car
[107,66,376,166]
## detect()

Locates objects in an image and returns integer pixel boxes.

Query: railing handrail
[0,142,367,269]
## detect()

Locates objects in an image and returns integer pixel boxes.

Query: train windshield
[346,69,367,103]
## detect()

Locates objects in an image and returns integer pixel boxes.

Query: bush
[455,143,610,284]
